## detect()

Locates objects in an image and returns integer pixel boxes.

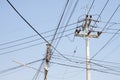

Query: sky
[0,0,120,80]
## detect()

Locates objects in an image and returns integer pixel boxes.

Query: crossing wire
[53,0,79,50]
[0,33,74,55]
[32,61,44,80]
[91,4,120,59]
[0,22,77,46]
[91,61,120,73]
[6,0,49,43]
[0,27,75,51]
[6,0,72,62]
[87,0,95,15]
[0,24,119,51]
[102,4,120,31]
[51,0,70,44]
[0,58,44,74]
[1,56,120,76]
[94,0,110,26]
[50,61,120,76]
[91,29,120,59]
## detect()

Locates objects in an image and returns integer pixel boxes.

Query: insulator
[75,28,81,34]
[77,29,81,34]
[75,29,77,34]
[90,15,92,18]
[87,31,91,35]
[86,15,88,18]
[97,32,102,36]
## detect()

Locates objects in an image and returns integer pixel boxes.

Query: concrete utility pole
[75,14,102,80]
[44,44,51,80]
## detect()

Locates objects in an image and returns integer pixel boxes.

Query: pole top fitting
[86,15,88,18]
[46,44,51,48]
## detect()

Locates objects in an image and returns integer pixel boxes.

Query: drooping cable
[6,0,49,43]
[6,0,72,62]
[0,22,77,47]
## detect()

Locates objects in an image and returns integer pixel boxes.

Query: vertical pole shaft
[85,14,90,80]
[44,44,51,80]
[86,37,90,80]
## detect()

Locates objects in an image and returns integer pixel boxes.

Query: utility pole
[75,14,102,80]
[44,44,51,80]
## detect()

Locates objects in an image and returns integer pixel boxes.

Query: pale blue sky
[0,0,120,80]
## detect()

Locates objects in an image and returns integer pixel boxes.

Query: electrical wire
[94,0,110,26]
[0,22,77,47]
[51,0,70,44]
[6,0,120,79]
[1,56,120,76]
[53,53,120,65]
[0,33,74,55]
[91,61,120,73]
[6,0,49,44]
[53,0,79,50]
[50,61,120,76]
[87,0,95,14]
[92,61,120,70]
[0,58,44,74]
[91,4,120,59]
[32,61,44,80]
[0,34,37,46]
[91,29,120,59]
[0,27,75,51]
[0,25,119,53]
[102,4,120,31]
[0,24,119,51]
[6,0,72,63]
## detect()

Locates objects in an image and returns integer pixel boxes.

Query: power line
[7,1,50,45]
[53,0,79,50]
[91,61,120,73]
[94,0,110,26]
[0,22,77,46]
[91,4,120,59]
[91,29,120,59]
[102,4,120,31]
[50,61,120,76]
[91,61,120,70]
[0,28,75,51]
[32,61,44,80]
[0,33,73,55]
[6,0,49,44]
[0,58,44,74]
[51,0,70,44]
[53,53,120,65]
[6,0,72,63]
[0,22,119,49]
[1,56,120,76]
[87,0,95,14]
